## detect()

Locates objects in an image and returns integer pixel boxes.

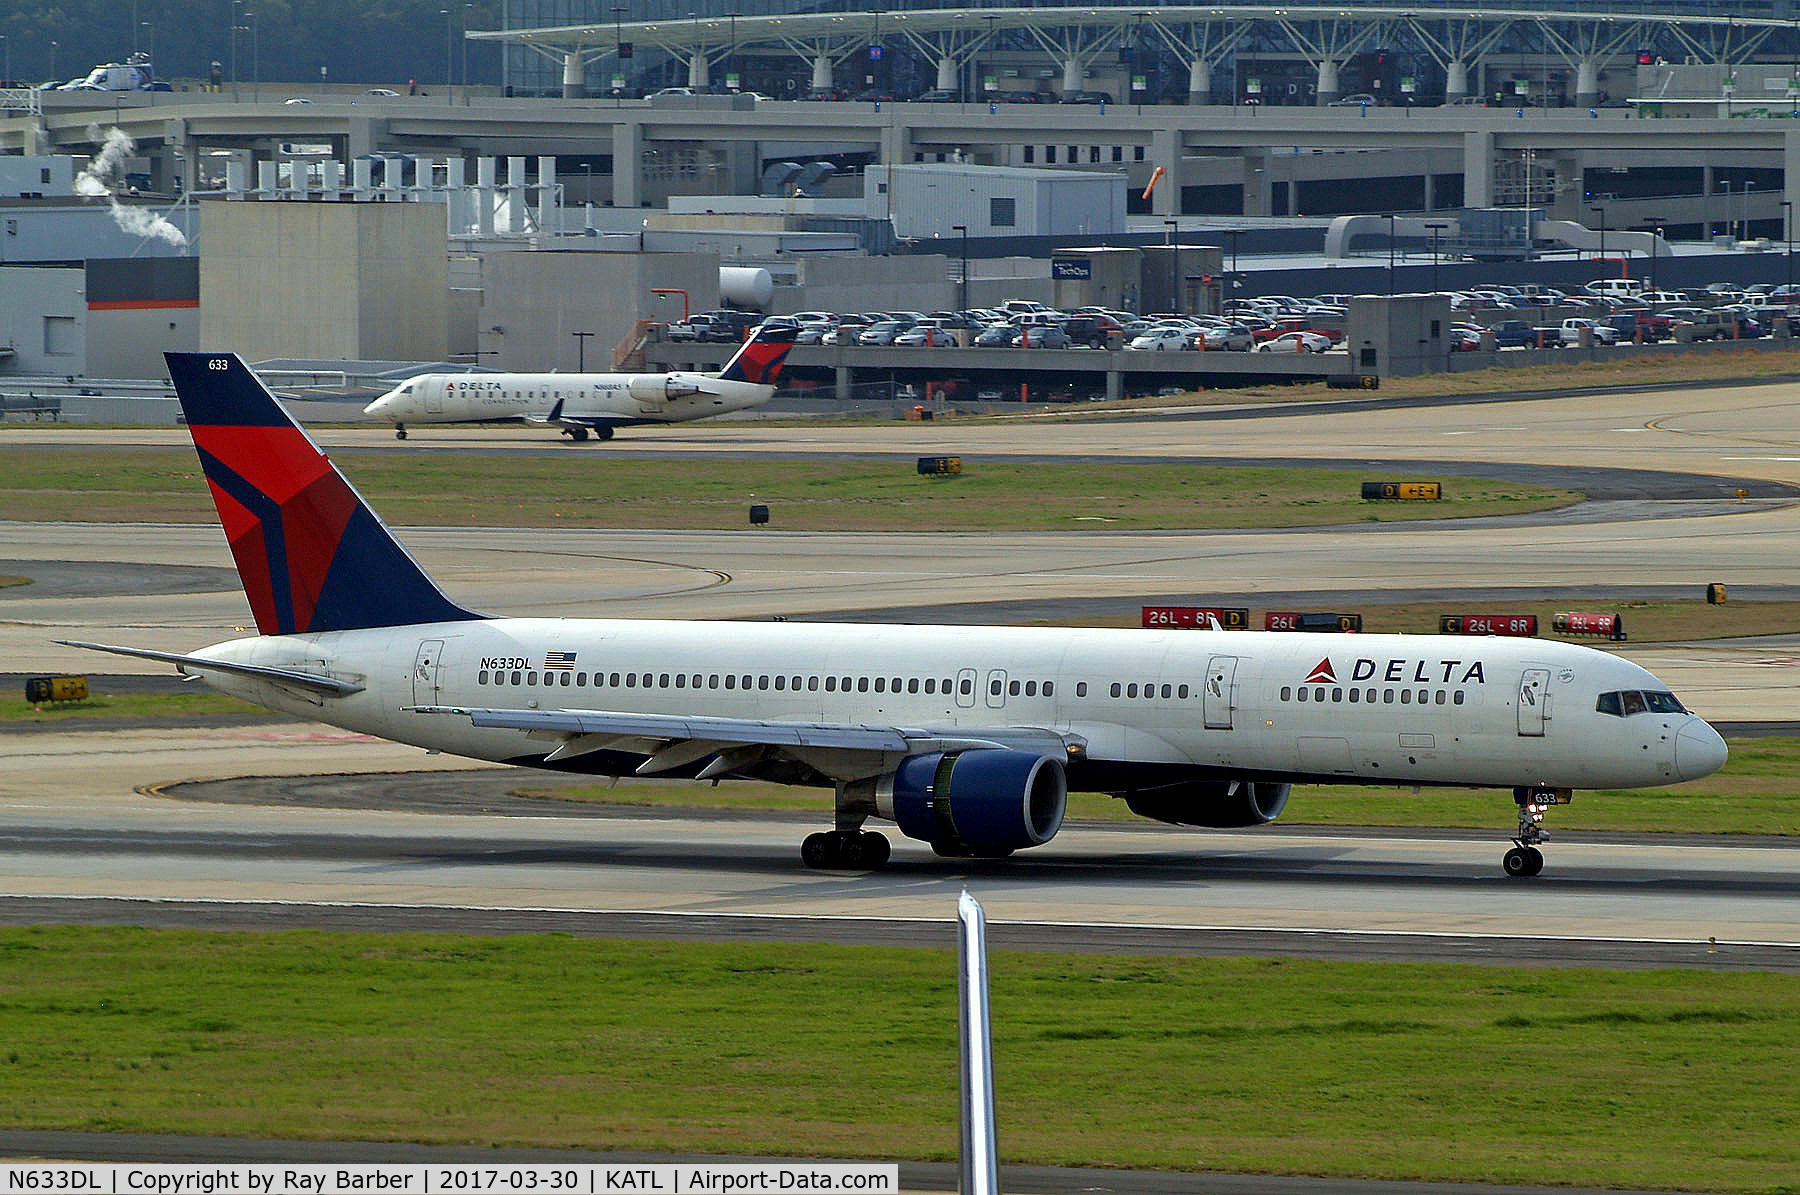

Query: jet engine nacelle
[1121,779,1291,828]
[879,749,1067,857]
[626,374,707,402]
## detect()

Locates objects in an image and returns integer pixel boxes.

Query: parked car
[973,324,1021,347]
[664,313,737,343]
[1016,325,1071,348]
[1190,324,1254,352]
[1062,315,1125,347]
[1328,93,1378,107]
[1558,318,1620,346]
[1490,320,1556,349]
[1127,327,1192,351]
[914,88,960,102]
[1255,331,1332,353]
[858,320,916,345]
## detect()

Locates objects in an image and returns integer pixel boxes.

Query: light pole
[49,40,56,83]
[229,0,241,100]
[953,224,968,311]
[463,4,474,100]
[1385,213,1396,296]
[1165,218,1179,313]
[1134,12,1148,115]
[728,12,738,90]
[1590,204,1606,268]
[613,6,627,106]
[572,331,595,371]
[1783,200,1794,297]
[1646,216,1666,292]
[250,9,258,103]
[1425,221,1449,293]
[442,9,453,104]
[1,35,9,87]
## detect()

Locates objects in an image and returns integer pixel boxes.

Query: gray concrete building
[475,248,721,371]
[200,200,450,363]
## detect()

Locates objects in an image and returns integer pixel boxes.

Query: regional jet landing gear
[801,781,892,871]
[1504,786,1571,877]
[394,423,406,440]
[561,426,614,442]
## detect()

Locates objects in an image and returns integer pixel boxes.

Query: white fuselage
[189,620,1726,797]
[364,372,773,428]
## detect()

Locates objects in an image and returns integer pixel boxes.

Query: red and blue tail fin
[716,323,797,386]
[165,352,480,636]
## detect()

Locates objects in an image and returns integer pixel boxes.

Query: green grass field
[0,927,1794,1191]
[0,448,1575,531]
[0,690,263,725]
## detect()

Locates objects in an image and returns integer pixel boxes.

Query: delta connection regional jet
[68,352,1728,876]
[363,324,795,441]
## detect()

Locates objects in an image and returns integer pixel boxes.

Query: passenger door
[1517,668,1550,737]
[985,669,1008,710]
[1203,656,1237,730]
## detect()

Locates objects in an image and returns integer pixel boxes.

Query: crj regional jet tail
[715,323,797,386]
[163,352,480,635]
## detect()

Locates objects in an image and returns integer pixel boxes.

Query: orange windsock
[1141,165,1165,199]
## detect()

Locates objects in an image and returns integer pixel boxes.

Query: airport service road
[3,726,1798,966]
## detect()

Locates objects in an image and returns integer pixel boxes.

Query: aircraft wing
[58,640,366,696]
[410,704,1081,773]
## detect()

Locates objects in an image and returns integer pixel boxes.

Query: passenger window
[858,677,869,692]
[562,673,572,686]
[1435,691,1446,705]
[1383,689,1394,703]
[1348,688,1359,703]
[1077,682,1088,697]
[1281,686,1292,701]
[1453,691,1465,705]
[1161,684,1173,699]
[1023,681,1036,696]
[478,671,489,685]
[659,673,670,687]
[1314,687,1325,702]
[1127,683,1139,698]
[909,678,920,694]
[1044,681,1054,696]
[825,677,837,692]
[759,676,770,690]
[990,679,1002,696]
[608,672,620,686]
[1400,690,1411,704]
[741,675,752,690]
[1008,680,1021,696]
[709,675,720,688]
[774,675,786,691]
[1621,690,1647,715]
[511,671,522,685]
[725,675,736,690]
[576,673,586,686]
[792,676,802,691]
[875,678,886,693]
[1418,689,1428,705]
[527,671,538,685]
[1177,684,1188,699]
[1332,687,1342,702]
[1596,692,1622,717]
[924,678,936,694]
[1298,688,1309,702]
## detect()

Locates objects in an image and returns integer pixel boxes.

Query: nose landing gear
[394,423,407,440]
[1504,786,1571,877]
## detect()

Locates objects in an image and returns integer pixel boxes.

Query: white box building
[866,163,1126,241]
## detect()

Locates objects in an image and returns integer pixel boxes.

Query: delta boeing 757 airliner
[67,352,1728,876]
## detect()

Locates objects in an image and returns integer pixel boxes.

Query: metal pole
[1784,201,1794,296]
[957,891,999,1195]
[1386,213,1395,296]
[1590,204,1604,266]
[573,331,594,371]
[954,224,968,311]
[1165,219,1178,314]
[1425,222,1447,294]
[614,6,626,105]
[229,1,239,100]
[443,9,453,104]
[251,10,258,103]
[463,4,473,100]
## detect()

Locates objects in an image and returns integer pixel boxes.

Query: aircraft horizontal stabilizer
[57,640,366,696]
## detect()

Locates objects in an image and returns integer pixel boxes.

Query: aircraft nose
[364,391,397,418]
[1675,718,1729,781]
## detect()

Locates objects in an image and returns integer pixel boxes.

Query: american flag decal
[544,651,578,671]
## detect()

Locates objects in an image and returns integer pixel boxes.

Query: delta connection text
[0,1168,896,1195]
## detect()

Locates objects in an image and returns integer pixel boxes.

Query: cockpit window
[1597,689,1686,717]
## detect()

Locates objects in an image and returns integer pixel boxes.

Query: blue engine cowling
[1121,779,1291,828]
[880,749,1067,856]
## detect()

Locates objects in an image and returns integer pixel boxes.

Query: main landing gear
[561,426,614,442]
[1503,786,1570,877]
[802,829,891,870]
[394,423,407,440]
[801,781,892,871]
